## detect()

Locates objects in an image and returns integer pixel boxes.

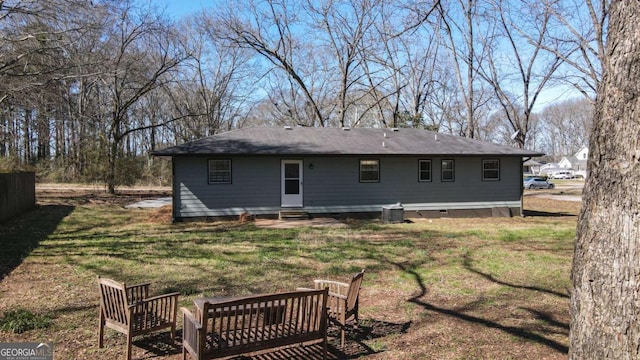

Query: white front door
[281,160,303,207]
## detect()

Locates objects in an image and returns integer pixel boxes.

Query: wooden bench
[181,288,329,360]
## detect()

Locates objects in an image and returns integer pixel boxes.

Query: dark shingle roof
[153,127,544,157]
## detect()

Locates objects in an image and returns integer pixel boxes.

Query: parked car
[523,177,555,189]
[550,171,573,179]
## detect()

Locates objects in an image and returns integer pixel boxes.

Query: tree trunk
[23,108,32,164]
[464,0,475,139]
[570,2,640,359]
[37,106,50,161]
[107,140,117,194]
[107,113,120,195]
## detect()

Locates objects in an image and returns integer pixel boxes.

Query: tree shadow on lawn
[0,204,74,281]
[327,318,412,359]
[130,319,411,360]
[390,260,569,355]
[129,331,182,358]
[523,209,577,217]
[462,252,570,299]
[133,334,331,360]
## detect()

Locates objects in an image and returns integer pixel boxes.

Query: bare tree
[305,0,381,127]
[98,1,188,193]
[359,4,440,129]
[0,0,605,186]
[209,0,326,126]
[399,40,441,129]
[537,97,593,157]
[210,0,444,129]
[478,0,564,148]
[423,64,465,133]
[0,0,106,170]
[541,0,609,99]
[166,15,253,141]
[0,0,100,103]
[570,1,640,358]
[440,0,486,138]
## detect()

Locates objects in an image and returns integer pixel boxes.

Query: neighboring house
[153,127,543,221]
[575,146,589,161]
[540,163,560,176]
[523,159,542,176]
[558,146,589,178]
[557,157,573,168]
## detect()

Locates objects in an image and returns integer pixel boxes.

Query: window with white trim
[418,160,432,182]
[359,159,379,182]
[482,159,500,181]
[208,159,231,184]
[441,159,454,182]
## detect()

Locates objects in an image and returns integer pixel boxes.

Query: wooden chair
[98,277,179,360]
[310,269,365,347]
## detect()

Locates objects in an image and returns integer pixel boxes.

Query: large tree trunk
[570,1,640,359]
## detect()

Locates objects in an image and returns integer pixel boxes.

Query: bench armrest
[182,307,203,356]
[300,286,346,302]
[128,292,180,306]
[128,292,180,322]
[181,307,203,330]
[313,280,349,288]
[144,292,180,302]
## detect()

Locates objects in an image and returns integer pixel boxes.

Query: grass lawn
[0,189,579,359]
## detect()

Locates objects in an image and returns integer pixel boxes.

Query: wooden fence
[0,172,36,223]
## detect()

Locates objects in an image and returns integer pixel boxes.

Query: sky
[151,0,207,19]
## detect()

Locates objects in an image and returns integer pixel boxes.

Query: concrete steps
[279,210,310,220]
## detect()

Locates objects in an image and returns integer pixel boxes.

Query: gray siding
[304,156,521,206]
[173,155,522,218]
[174,157,282,217]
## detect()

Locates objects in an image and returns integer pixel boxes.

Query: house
[540,162,559,176]
[523,159,542,176]
[557,146,589,178]
[153,127,543,221]
[575,146,589,161]
[558,156,587,171]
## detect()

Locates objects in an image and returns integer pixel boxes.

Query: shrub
[0,308,52,334]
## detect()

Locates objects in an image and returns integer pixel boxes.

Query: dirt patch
[36,185,171,207]
[147,205,173,223]
[524,194,582,216]
[255,218,348,229]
